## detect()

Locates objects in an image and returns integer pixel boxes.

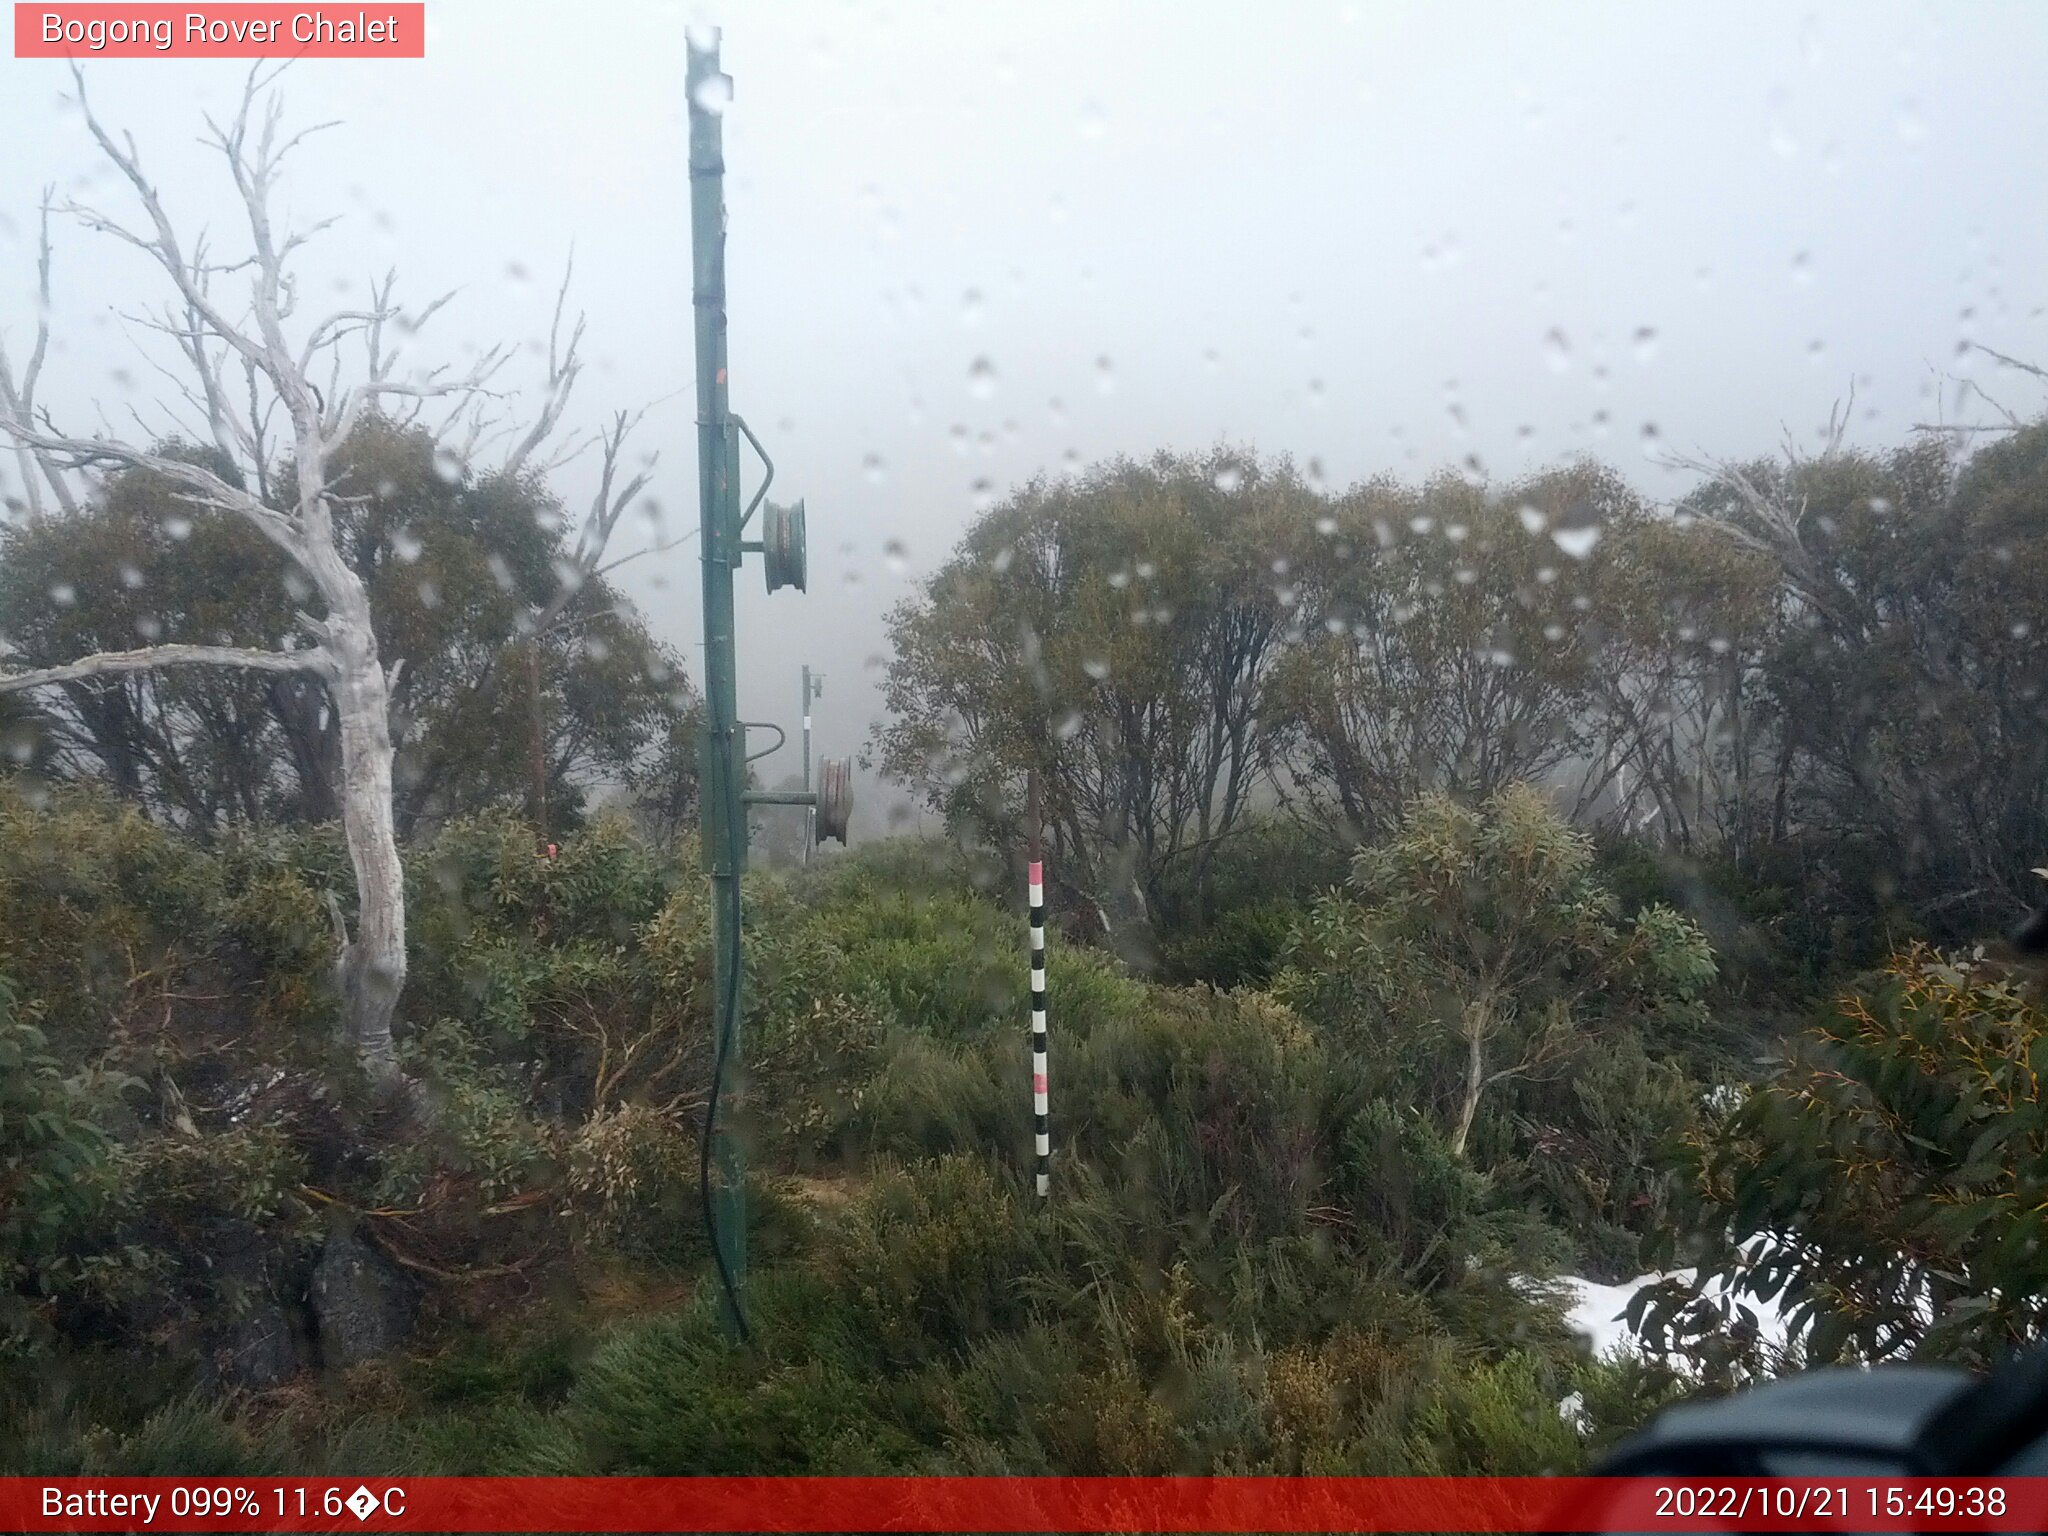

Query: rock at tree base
[309,1226,415,1367]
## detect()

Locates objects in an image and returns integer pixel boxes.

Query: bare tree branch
[500,253,585,479]
[0,188,82,519]
[0,642,331,696]
[533,407,656,635]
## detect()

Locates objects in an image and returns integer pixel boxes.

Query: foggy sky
[3,1,2045,837]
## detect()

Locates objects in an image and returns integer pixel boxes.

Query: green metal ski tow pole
[688,27,852,1345]
[688,28,750,1343]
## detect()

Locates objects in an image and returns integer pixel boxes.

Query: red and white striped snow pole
[1028,769,1050,1197]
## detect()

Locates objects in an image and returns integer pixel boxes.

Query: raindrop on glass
[1213,465,1244,493]
[691,71,733,116]
[1543,328,1572,373]
[1551,525,1601,559]
[884,539,910,575]
[1767,89,1797,158]
[967,355,998,399]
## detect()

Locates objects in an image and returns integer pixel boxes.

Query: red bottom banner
[4,1476,2046,1533]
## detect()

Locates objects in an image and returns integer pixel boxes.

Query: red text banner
[2,1476,2047,1532]
[14,5,425,58]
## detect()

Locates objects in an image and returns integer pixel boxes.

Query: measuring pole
[1028,769,1049,1196]
[689,28,747,1337]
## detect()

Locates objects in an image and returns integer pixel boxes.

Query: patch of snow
[1557,1388,1590,1432]
[1558,1252,1795,1364]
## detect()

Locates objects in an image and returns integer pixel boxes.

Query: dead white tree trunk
[0,68,547,1090]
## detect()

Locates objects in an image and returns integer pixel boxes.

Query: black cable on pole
[698,874,751,1344]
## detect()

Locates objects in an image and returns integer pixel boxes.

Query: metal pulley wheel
[815,756,852,844]
[763,498,807,593]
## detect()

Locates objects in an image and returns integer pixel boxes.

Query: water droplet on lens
[967,355,998,398]
[1517,504,1547,535]
[863,453,886,483]
[1213,465,1243,493]
[1543,328,1572,373]
[392,528,422,563]
[1791,250,1814,285]
[1551,525,1601,559]
[1632,326,1659,361]
[691,72,733,115]
[1094,356,1116,395]
[884,539,910,575]
[1767,88,1797,158]
[1082,657,1109,681]
[961,288,985,327]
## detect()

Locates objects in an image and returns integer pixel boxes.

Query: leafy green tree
[1275,783,1715,1158]
[1636,945,2048,1373]
[877,450,1304,959]
[0,420,696,839]
[1680,421,2048,937]
[1576,510,1779,857]
[1267,465,1622,844]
